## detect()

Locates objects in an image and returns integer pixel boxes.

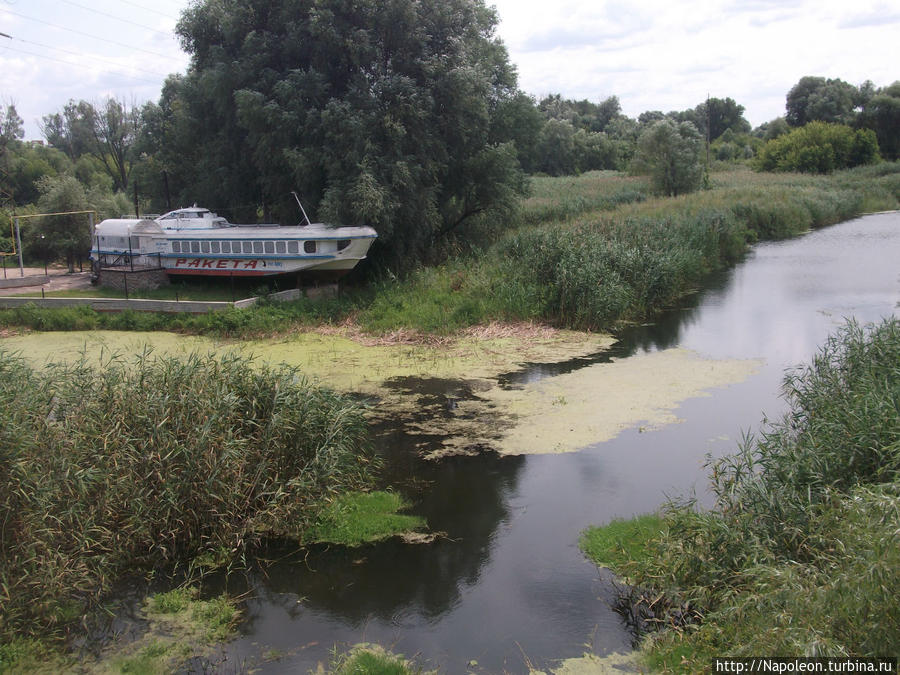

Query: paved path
[0,267,93,296]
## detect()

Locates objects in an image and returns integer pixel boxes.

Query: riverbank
[581,318,900,670]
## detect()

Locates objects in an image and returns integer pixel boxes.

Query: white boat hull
[91,214,377,280]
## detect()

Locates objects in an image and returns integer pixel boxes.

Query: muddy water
[7,213,899,673]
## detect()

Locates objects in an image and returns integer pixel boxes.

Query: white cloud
[492,0,900,126]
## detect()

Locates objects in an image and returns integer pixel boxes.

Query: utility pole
[706,93,711,168]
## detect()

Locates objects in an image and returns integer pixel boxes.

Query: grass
[579,514,665,575]
[305,491,427,546]
[581,318,900,667]
[0,349,372,641]
[146,587,240,643]
[325,644,431,675]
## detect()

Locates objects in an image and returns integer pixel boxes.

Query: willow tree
[158,0,528,272]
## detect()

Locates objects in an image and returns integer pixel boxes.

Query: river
[192,212,895,673]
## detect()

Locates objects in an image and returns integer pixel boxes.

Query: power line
[10,35,173,79]
[58,0,176,38]
[117,0,182,22]
[0,7,185,63]
[1,43,172,86]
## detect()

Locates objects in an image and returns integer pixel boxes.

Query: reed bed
[0,349,371,638]
[492,164,900,331]
[596,319,900,666]
[520,171,649,225]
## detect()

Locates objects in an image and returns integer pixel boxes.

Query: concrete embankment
[0,287,333,313]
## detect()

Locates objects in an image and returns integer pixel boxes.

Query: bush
[755,122,880,174]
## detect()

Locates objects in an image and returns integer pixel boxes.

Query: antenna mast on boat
[291,191,312,226]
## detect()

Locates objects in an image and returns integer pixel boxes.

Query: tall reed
[0,349,371,637]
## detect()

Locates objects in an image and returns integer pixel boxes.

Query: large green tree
[785,76,861,127]
[153,0,528,272]
[859,82,900,161]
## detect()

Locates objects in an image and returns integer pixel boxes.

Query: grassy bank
[582,318,900,669]
[2,164,899,338]
[0,350,372,642]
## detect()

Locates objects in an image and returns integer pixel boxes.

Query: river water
[210,213,898,672]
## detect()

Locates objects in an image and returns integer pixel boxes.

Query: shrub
[755,122,880,174]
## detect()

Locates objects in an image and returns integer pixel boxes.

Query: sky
[2,0,899,141]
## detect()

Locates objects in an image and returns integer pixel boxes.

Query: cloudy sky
[2,0,899,140]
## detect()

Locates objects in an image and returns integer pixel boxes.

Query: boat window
[242,241,252,254]
[264,241,275,254]
[276,241,286,254]
[201,241,210,253]
[337,239,351,251]
[304,241,316,254]
[253,241,264,254]
[221,241,231,253]
[288,241,299,254]
[211,241,220,254]
[191,241,200,254]
[172,241,181,253]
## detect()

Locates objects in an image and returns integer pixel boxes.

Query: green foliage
[755,122,880,174]
[786,76,861,127]
[631,120,704,196]
[33,174,91,270]
[0,104,24,144]
[673,97,751,142]
[151,0,528,272]
[306,491,426,546]
[608,319,900,664]
[0,350,372,638]
[41,98,139,192]
[532,119,622,176]
[858,81,900,161]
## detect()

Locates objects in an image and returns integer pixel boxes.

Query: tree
[859,82,900,161]
[786,76,860,127]
[33,175,90,271]
[755,122,879,174]
[700,97,751,141]
[161,0,528,272]
[631,120,703,196]
[41,98,140,192]
[0,103,24,145]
